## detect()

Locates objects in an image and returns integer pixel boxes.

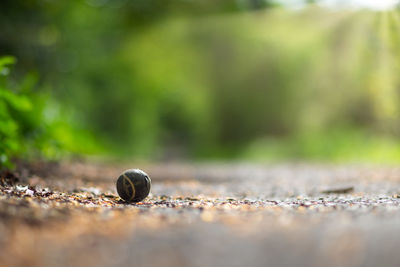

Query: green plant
[0,56,101,169]
[0,56,33,168]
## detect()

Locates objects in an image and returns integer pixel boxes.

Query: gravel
[1,161,400,267]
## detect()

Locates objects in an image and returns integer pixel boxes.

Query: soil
[1,161,400,267]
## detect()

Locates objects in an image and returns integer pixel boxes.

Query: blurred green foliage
[0,56,100,168]
[0,56,28,167]
[1,1,400,163]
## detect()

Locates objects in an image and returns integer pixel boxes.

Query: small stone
[25,189,35,197]
[116,169,151,203]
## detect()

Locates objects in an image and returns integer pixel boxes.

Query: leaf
[0,56,16,68]
[0,56,16,75]
[0,89,32,111]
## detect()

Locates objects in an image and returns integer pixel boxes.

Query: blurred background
[1,0,400,166]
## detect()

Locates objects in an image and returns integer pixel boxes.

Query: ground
[1,161,400,267]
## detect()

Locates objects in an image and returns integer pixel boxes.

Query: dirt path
[1,161,400,267]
